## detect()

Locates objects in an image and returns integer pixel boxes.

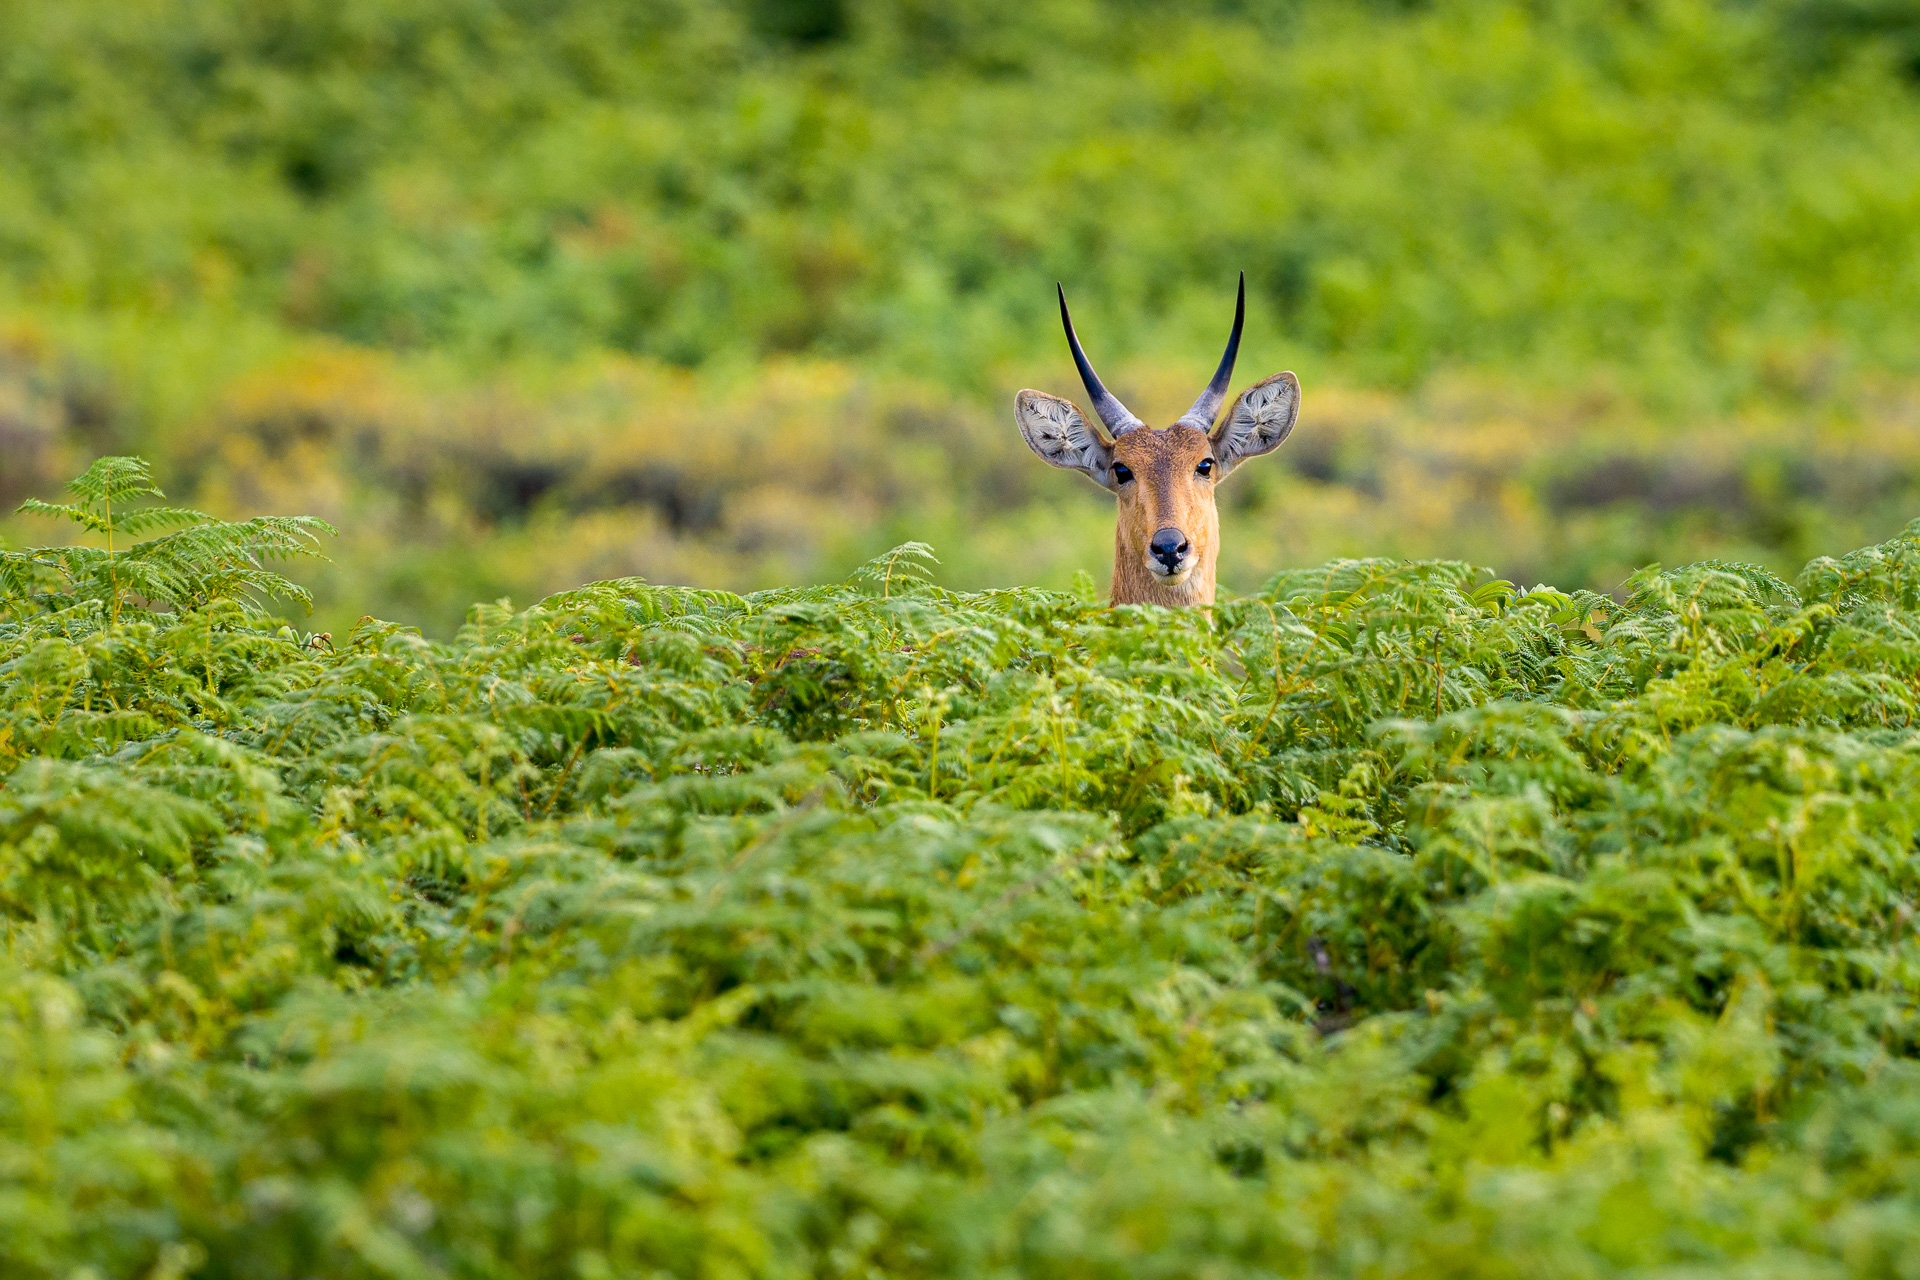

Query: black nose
[1149,527,1190,571]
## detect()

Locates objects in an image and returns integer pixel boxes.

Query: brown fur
[1108,425,1220,606]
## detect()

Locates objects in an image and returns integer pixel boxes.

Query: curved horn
[1176,271,1245,432]
[1057,283,1143,436]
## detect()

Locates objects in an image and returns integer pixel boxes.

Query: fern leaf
[116,506,212,537]
[15,499,113,536]
[63,455,163,506]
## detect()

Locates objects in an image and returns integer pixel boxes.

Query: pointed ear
[1211,372,1299,477]
[1015,390,1118,491]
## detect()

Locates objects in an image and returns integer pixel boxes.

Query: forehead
[1113,424,1210,468]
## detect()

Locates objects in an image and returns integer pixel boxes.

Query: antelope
[1015,274,1300,606]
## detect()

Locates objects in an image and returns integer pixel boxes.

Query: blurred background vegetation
[4,0,1920,635]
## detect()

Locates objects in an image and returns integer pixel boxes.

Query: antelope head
[1015,274,1301,606]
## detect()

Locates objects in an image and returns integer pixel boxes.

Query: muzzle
[1149,526,1191,577]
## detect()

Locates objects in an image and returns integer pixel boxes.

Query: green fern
[5,456,334,623]
[845,540,940,597]
[11,455,1920,1276]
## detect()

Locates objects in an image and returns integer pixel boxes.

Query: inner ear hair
[1211,372,1299,473]
[1015,389,1116,489]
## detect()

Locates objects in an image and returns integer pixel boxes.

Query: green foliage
[10,0,1920,635]
[10,458,1920,1273]
[3,0,1920,391]
[3,456,333,622]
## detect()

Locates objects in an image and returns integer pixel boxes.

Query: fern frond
[63,455,163,506]
[846,541,939,597]
[7,457,336,620]
[16,499,113,536]
[125,514,335,613]
[116,506,212,537]
[0,549,66,605]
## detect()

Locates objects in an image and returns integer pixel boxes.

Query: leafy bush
[10,458,1920,1275]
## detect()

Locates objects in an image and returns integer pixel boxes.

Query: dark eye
[1196,458,1215,478]
[1112,463,1133,484]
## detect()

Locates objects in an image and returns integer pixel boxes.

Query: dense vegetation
[7,0,1920,630]
[11,456,1920,1275]
[9,3,1920,1272]
[7,0,1920,386]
